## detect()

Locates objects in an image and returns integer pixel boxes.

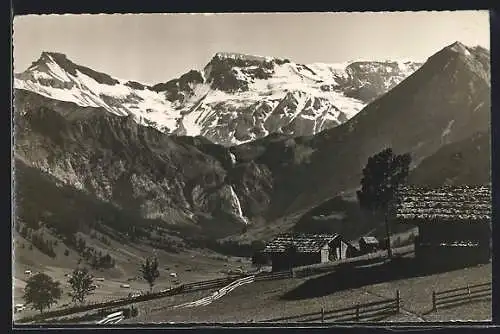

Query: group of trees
[16,220,123,268]
[30,233,57,258]
[64,234,116,269]
[16,223,57,258]
[16,224,119,268]
[22,256,161,314]
[127,225,151,243]
[88,253,115,269]
[22,268,95,314]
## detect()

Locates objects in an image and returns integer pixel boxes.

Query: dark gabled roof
[360,236,379,244]
[391,185,491,224]
[420,241,480,247]
[262,234,340,254]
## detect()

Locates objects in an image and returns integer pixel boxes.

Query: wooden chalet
[390,185,491,266]
[261,233,356,271]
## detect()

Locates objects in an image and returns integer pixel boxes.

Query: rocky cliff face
[14,90,251,238]
[14,51,421,146]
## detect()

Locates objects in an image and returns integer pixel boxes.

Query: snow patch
[44,55,73,82]
[473,102,484,113]
[441,120,455,141]
[228,185,248,224]
[229,152,237,165]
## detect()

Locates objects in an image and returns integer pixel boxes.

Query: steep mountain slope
[14,51,421,146]
[14,157,167,239]
[289,130,491,241]
[408,131,491,186]
[230,41,491,222]
[14,89,250,239]
[292,194,368,238]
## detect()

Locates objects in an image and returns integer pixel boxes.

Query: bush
[119,308,129,318]
[130,305,138,317]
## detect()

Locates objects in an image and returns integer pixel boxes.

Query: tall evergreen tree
[357,148,411,258]
[140,256,160,293]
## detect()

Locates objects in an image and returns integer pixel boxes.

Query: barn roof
[391,185,491,224]
[360,236,379,244]
[262,234,340,254]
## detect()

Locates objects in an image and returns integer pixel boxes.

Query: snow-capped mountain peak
[25,52,75,83]
[15,52,179,132]
[212,51,274,62]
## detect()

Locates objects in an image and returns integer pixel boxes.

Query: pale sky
[13,11,490,85]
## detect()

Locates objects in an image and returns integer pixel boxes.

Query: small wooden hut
[261,233,356,271]
[359,236,380,254]
[390,185,491,266]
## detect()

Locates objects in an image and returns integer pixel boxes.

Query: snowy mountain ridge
[14,51,422,145]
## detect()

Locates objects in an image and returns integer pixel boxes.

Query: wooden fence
[173,275,256,309]
[431,282,491,311]
[254,270,292,281]
[16,275,244,324]
[292,245,415,279]
[260,290,400,323]
[96,311,125,325]
[180,276,239,292]
[15,246,414,324]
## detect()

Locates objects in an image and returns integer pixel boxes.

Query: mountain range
[14,51,421,146]
[13,41,491,248]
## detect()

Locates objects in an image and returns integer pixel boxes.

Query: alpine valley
[13,41,491,261]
